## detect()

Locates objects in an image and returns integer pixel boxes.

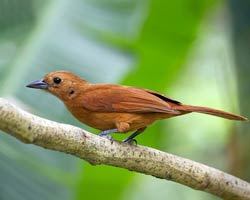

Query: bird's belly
[66,105,172,132]
[81,112,159,131]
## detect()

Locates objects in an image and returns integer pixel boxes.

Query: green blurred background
[0,0,249,199]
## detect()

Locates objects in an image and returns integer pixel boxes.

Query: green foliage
[0,0,218,200]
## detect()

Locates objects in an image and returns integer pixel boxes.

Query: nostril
[69,90,75,95]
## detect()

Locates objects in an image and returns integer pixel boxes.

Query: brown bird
[26,71,248,143]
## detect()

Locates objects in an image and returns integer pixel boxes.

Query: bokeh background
[0,0,249,199]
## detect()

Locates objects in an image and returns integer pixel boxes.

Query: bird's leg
[98,128,119,140]
[123,127,146,144]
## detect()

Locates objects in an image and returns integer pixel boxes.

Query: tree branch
[0,97,249,200]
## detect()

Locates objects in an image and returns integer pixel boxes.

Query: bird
[26,71,248,143]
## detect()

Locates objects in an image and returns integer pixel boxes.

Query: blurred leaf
[0,0,35,33]
[229,0,250,180]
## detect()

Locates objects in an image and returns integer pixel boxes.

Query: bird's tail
[177,104,248,121]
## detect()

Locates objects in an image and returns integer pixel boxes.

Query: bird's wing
[81,85,181,114]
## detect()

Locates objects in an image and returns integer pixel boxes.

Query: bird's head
[26,71,89,101]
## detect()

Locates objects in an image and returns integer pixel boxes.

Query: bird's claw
[98,128,118,141]
[123,138,137,145]
[99,133,113,140]
[105,135,113,140]
[98,132,106,137]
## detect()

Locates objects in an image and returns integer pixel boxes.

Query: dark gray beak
[26,80,48,89]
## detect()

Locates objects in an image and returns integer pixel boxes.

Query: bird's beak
[26,79,48,89]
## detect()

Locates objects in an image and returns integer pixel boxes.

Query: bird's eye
[53,77,61,84]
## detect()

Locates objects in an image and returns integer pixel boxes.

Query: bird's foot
[122,128,146,145]
[100,134,114,140]
[123,138,137,145]
[98,128,118,140]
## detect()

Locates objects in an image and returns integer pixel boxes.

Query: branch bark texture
[0,97,249,199]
